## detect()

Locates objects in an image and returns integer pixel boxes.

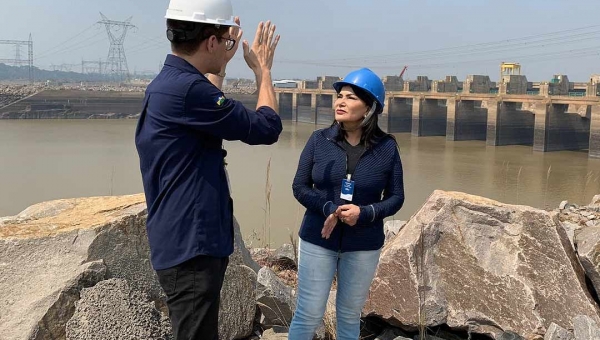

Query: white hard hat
[165,0,238,27]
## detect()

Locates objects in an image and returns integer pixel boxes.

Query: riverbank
[0,87,256,119]
[1,191,600,339]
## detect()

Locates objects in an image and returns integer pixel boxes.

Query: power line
[34,23,98,58]
[36,30,106,60]
[280,24,600,64]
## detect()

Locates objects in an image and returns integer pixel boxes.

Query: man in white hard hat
[134,0,282,338]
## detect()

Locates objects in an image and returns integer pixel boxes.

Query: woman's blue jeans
[288,239,381,340]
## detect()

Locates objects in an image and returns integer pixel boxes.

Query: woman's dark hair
[332,84,398,149]
[166,19,229,55]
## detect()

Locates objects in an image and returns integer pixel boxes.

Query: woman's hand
[336,204,360,226]
[321,213,338,239]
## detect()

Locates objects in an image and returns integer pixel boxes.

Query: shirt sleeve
[292,131,339,217]
[180,79,282,145]
[358,144,405,224]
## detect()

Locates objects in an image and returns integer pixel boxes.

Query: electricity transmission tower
[0,34,34,84]
[81,59,104,75]
[98,13,136,82]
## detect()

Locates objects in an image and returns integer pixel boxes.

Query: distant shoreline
[0,89,258,119]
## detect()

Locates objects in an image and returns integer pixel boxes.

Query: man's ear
[205,35,218,53]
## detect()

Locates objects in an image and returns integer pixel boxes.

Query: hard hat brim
[165,13,239,27]
[333,81,384,109]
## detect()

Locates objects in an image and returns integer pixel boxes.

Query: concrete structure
[275,73,600,158]
[300,80,319,89]
[318,76,340,90]
[432,76,461,93]
[499,75,528,95]
[383,76,404,91]
[463,75,494,94]
[406,76,431,92]
[548,75,571,95]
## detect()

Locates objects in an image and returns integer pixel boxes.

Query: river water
[1,119,599,247]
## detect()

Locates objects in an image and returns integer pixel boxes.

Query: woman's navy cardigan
[292,125,405,252]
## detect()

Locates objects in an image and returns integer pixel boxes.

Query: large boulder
[256,267,295,327]
[271,243,297,269]
[0,195,151,340]
[384,220,406,243]
[0,194,258,340]
[219,263,257,340]
[543,322,573,340]
[66,278,172,340]
[589,195,600,209]
[364,190,600,339]
[261,328,289,340]
[572,315,600,340]
[574,227,600,298]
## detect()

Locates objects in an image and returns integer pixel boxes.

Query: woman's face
[334,85,370,124]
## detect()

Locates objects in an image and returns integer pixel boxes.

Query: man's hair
[166,19,229,56]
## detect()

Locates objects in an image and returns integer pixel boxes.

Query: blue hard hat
[332,68,385,110]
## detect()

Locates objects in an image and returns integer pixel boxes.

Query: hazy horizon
[2,1,600,82]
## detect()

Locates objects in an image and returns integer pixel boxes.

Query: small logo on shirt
[216,96,226,106]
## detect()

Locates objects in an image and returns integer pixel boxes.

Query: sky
[2,0,600,82]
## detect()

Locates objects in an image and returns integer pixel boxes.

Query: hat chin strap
[359,105,377,127]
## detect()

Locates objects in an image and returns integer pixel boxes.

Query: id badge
[340,175,355,201]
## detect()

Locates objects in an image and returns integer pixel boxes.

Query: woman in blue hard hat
[289,68,405,339]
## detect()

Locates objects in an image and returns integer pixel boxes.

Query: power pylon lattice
[0,34,34,84]
[98,12,136,82]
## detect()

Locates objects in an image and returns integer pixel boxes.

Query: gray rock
[271,325,289,333]
[256,267,295,327]
[231,217,261,273]
[322,290,337,339]
[272,243,297,269]
[573,315,600,340]
[0,194,260,340]
[384,220,407,243]
[561,221,582,248]
[261,328,288,340]
[375,327,411,340]
[428,329,469,340]
[499,331,524,340]
[575,227,600,298]
[544,322,574,340]
[66,278,172,340]
[412,335,445,340]
[313,322,328,340]
[0,195,161,340]
[560,201,569,210]
[365,190,600,339]
[589,195,600,208]
[219,264,257,340]
[249,247,273,266]
[35,260,107,340]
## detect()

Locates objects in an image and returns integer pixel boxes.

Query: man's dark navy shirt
[135,55,282,270]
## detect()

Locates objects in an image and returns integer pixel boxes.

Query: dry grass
[543,165,552,210]
[263,157,272,248]
[516,166,522,204]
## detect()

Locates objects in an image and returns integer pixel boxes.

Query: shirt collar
[163,54,203,76]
